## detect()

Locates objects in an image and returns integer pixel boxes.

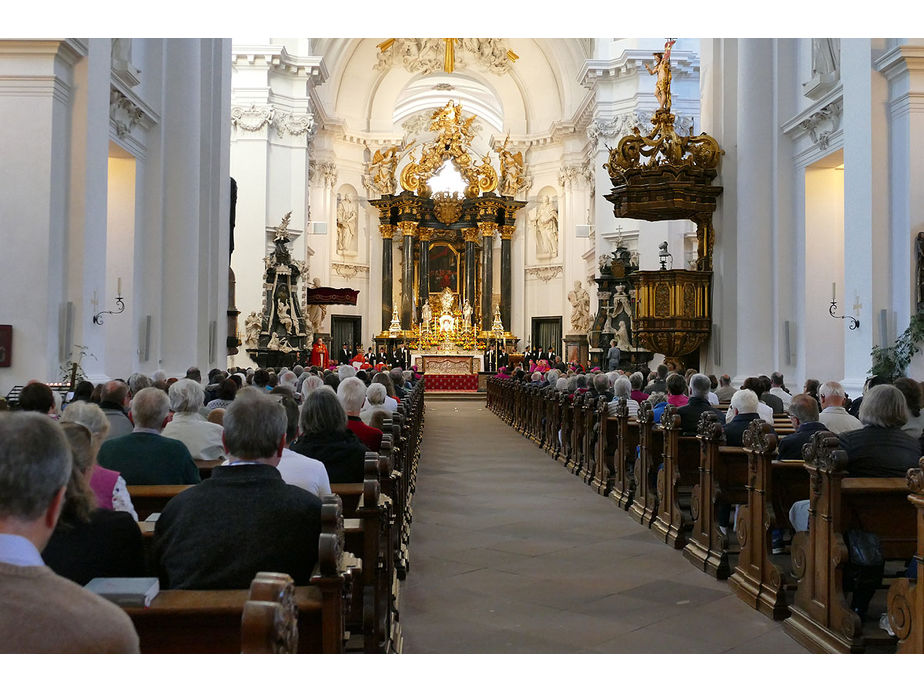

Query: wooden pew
[125,496,351,653]
[559,392,574,467]
[128,484,194,519]
[651,405,700,548]
[628,400,661,527]
[784,432,918,653]
[728,420,809,619]
[609,398,639,510]
[331,457,394,653]
[567,393,586,475]
[240,572,300,653]
[193,458,223,480]
[887,459,924,654]
[681,411,749,579]
[579,396,606,485]
[592,412,619,496]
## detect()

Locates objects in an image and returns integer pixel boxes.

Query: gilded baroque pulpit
[602,40,724,364]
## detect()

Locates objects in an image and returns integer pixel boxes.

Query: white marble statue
[568,280,591,333]
[811,38,840,78]
[462,299,473,326]
[336,193,357,255]
[615,320,632,350]
[533,195,559,258]
[244,311,262,348]
[421,300,432,327]
[306,277,326,332]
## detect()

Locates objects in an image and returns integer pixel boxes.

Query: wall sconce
[829,283,859,330]
[93,277,125,325]
[658,241,673,270]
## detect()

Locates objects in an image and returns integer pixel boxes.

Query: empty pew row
[487,377,924,654]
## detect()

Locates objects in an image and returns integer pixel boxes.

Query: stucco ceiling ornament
[231,104,275,132]
[375,38,518,75]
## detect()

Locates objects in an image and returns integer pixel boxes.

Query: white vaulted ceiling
[307,38,591,139]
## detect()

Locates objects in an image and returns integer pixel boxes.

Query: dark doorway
[531,317,562,359]
[331,315,363,358]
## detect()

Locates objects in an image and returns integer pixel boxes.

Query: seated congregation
[0,361,424,653]
[487,363,924,654]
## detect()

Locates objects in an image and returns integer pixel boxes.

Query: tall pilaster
[734,38,775,380]
[500,224,515,330]
[873,41,924,379]
[380,225,395,332]
[462,226,479,308]
[842,39,890,389]
[0,40,82,391]
[480,222,497,331]
[398,221,416,328]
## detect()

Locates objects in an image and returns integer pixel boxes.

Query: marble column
[380,225,395,333]
[480,222,497,331]
[500,224,515,331]
[399,221,416,329]
[418,227,432,320]
[462,227,479,309]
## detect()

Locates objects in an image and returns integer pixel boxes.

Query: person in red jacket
[336,376,382,452]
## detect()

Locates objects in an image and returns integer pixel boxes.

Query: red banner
[0,325,10,367]
[304,287,359,305]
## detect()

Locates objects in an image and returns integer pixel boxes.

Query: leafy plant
[59,344,96,388]
[869,313,924,380]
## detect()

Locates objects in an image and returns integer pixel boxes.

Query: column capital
[462,227,480,243]
[478,221,498,238]
[417,227,433,242]
[398,220,417,237]
[379,224,397,240]
[500,224,516,240]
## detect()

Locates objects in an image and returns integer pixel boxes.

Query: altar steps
[425,391,486,401]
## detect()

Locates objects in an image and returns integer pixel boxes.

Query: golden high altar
[369,101,522,359]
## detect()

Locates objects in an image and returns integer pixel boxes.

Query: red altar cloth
[423,374,478,391]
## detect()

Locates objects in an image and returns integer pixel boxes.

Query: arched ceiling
[309,38,590,139]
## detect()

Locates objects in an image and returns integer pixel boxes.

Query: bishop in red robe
[310,338,329,369]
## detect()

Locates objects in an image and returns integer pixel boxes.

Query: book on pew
[85,577,160,607]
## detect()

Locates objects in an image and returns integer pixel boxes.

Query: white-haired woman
[59,401,138,520]
[162,379,225,461]
[361,383,391,426]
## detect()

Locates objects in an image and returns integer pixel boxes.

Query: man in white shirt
[768,372,793,412]
[817,380,863,434]
[276,394,331,498]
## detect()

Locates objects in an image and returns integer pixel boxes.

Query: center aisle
[401,398,807,653]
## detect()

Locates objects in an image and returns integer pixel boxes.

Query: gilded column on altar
[398,220,417,329]
[499,224,515,333]
[462,226,479,310]
[379,223,396,333]
[479,222,498,331]
[417,226,433,324]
